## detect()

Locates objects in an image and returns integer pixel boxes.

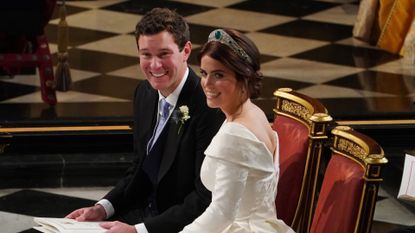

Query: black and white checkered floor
[1,0,414,122]
[0,0,415,232]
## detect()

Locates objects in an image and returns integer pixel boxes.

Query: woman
[180,29,294,233]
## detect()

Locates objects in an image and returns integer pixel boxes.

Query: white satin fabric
[180,122,295,233]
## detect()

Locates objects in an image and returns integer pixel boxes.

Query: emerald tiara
[207,29,253,64]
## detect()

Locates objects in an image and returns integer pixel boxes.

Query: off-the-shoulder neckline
[222,121,277,157]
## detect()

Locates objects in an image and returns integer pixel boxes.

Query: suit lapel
[158,70,199,182]
[137,85,158,161]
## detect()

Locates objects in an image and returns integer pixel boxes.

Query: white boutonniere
[172,105,191,134]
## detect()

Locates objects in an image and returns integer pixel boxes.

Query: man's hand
[65,204,107,221]
[100,221,137,233]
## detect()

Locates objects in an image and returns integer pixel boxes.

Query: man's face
[137,31,191,97]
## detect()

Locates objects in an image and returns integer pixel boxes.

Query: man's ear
[182,41,192,61]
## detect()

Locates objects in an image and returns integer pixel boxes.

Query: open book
[398,153,415,202]
[33,217,107,233]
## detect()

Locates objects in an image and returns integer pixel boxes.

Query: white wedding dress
[180,122,295,233]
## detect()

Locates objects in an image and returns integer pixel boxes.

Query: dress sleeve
[204,129,274,173]
[180,157,249,232]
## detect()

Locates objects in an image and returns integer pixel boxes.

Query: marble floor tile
[186,8,295,32]
[49,9,139,34]
[246,32,328,57]
[170,0,245,8]
[297,84,396,99]
[78,34,138,57]
[302,4,358,25]
[261,57,364,83]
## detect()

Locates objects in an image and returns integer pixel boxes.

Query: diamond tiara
[207,29,252,64]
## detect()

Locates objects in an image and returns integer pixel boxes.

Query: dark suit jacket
[104,68,223,233]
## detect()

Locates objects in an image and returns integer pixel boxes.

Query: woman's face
[200,55,241,114]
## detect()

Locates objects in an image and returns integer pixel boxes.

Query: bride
[180,28,295,233]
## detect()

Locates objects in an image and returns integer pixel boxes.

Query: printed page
[398,153,415,202]
[33,217,106,233]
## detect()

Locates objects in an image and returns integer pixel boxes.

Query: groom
[66,8,223,233]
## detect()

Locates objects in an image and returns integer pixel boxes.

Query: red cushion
[273,115,309,225]
[310,153,365,233]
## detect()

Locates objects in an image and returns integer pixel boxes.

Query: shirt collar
[158,67,189,109]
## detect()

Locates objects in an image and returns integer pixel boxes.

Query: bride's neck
[224,99,252,122]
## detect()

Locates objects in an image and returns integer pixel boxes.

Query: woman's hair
[197,28,263,99]
[135,8,190,51]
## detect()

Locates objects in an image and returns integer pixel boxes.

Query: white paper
[398,153,415,202]
[33,217,106,233]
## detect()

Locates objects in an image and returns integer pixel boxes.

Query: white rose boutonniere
[172,105,191,134]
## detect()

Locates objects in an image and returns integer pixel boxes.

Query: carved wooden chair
[0,0,57,105]
[272,88,332,232]
[309,126,388,233]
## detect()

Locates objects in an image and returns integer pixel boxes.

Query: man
[66,8,223,233]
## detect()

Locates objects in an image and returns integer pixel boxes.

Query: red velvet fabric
[273,115,309,226]
[0,1,57,105]
[310,153,365,233]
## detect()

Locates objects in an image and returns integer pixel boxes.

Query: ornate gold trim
[337,138,367,161]
[337,119,415,125]
[281,99,311,124]
[332,126,388,166]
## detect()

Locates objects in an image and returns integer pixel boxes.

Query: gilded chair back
[309,126,388,233]
[272,88,332,232]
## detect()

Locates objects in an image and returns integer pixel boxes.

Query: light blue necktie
[147,98,171,153]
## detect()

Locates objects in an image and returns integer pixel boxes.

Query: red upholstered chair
[272,88,332,232]
[309,126,388,233]
[0,0,57,105]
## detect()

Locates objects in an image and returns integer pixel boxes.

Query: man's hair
[135,8,190,51]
